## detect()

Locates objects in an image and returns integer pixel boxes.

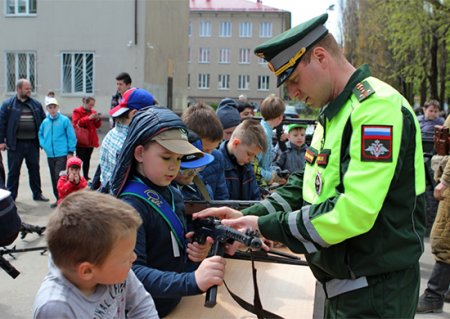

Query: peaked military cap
[255,13,329,87]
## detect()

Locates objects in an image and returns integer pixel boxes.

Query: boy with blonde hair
[219,119,266,200]
[254,94,286,187]
[33,190,158,319]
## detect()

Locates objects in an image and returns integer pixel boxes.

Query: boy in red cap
[56,156,87,205]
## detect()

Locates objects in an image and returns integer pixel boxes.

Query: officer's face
[285,49,331,108]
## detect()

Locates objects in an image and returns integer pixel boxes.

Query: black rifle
[0,246,47,278]
[185,200,259,216]
[192,217,262,308]
[251,116,317,126]
[19,222,46,239]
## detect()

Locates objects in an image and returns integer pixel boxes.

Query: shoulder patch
[353,81,375,102]
[361,125,392,162]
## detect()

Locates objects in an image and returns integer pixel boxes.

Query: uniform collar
[322,64,371,121]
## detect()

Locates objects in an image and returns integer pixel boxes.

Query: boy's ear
[231,138,240,148]
[77,261,95,281]
[134,145,145,162]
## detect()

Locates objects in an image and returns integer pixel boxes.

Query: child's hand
[68,172,75,182]
[186,232,213,263]
[74,173,80,184]
[194,255,226,292]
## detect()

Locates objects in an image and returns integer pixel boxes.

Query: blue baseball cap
[109,87,155,117]
[180,131,214,169]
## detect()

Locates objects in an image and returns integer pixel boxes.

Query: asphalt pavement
[0,122,448,318]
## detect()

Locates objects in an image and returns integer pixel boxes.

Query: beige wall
[0,0,188,115]
[188,10,290,106]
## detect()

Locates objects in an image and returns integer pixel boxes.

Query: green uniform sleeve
[242,171,304,217]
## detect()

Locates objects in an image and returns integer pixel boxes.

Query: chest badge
[315,171,323,196]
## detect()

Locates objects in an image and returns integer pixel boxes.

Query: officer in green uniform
[195,13,426,318]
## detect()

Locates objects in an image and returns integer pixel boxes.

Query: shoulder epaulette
[353,80,375,102]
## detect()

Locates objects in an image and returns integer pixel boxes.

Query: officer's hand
[0,143,6,151]
[193,207,243,221]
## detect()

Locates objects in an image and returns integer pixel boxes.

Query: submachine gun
[192,217,262,307]
[0,245,47,278]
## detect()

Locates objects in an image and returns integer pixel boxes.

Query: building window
[187,73,190,88]
[238,75,250,90]
[258,57,267,64]
[198,73,210,89]
[199,48,210,63]
[239,22,252,38]
[61,52,94,95]
[188,21,192,37]
[188,47,191,63]
[239,48,251,64]
[218,74,230,90]
[259,22,272,38]
[6,0,37,15]
[199,21,212,37]
[218,48,231,64]
[6,52,36,93]
[258,76,270,91]
[219,21,232,37]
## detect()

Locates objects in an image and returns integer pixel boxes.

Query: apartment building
[0,0,189,115]
[188,0,291,106]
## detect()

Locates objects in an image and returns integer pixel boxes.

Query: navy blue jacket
[219,141,260,200]
[123,174,201,317]
[0,96,45,150]
[199,149,229,200]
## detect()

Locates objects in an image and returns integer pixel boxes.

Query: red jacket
[72,106,102,147]
[57,174,87,204]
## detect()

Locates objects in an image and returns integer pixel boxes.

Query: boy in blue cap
[274,123,307,174]
[109,106,225,317]
[195,13,426,318]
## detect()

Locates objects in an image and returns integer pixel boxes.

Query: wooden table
[167,253,316,318]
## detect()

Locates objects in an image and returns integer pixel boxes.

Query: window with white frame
[238,75,250,90]
[258,76,270,91]
[218,74,230,90]
[239,48,251,64]
[198,73,210,89]
[259,22,272,38]
[61,52,94,95]
[199,48,210,63]
[188,47,191,63]
[199,21,212,37]
[6,0,36,15]
[188,21,192,37]
[218,48,231,64]
[6,52,36,93]
[187,74,190,88]
[239,22,252,38]
[219,21,232,37]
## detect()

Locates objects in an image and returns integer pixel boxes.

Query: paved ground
[0,122,449,318]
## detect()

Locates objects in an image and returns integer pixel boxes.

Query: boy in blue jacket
[219,119,266,200]
[109,106,225,317]
[38,98,76,207]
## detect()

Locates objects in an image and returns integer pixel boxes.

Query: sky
[261,0,341,38]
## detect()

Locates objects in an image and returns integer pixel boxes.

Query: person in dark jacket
[182,102,229,200]
[0,79,48,201]
[109,106,225,317]
[274,124,307,174]
[219,119,266,200]
[0,189,21,246]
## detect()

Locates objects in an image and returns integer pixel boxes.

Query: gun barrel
[0,255,20,279]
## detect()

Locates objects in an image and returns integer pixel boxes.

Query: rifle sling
[193,175,211,201]
[222,250,284,319]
